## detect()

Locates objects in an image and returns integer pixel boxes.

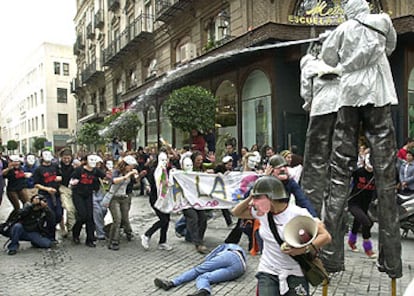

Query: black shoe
[85,241,96,248]
[187,289,210,296]
[7,249,17,256]
[154,278,174,291]
[73,237,81,245]
[108,242,119,251]
[126,233,134,241]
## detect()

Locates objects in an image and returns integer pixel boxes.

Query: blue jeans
[8,223,52,251]
[44,193,63,240]
[172,250,245,293]
[93,190,107,238]
[255,272,309,296]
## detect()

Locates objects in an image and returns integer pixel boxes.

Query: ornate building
[72,0,414,153]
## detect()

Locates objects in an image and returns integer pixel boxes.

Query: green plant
[77,123,105,146]
[102,111,142,142]
[163,85,216,133]
[6,140,18,151]
[203,39,216,52]
[33,137,48,152]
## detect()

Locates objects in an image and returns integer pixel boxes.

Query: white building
[0,42,77,155]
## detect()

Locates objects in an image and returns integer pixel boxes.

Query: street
[0,193,413,296]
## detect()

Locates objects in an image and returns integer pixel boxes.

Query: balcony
[73,36,85,55]
[103,13,154,66]
[94,9,105,29]
[155,0,192,23]
[70,77,82,94]
[87,22,95,40]
[108,0,120,12]
[81,59,104,83]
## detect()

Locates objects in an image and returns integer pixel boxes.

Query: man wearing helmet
[232,176,331,295]
[266,154,317,217]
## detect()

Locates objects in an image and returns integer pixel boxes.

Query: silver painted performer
[319,0,402,278]
[299,41,341,217]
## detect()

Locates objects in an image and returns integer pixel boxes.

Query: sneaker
[85,241,96,248]
[347,240,359,252]
[158,243,173,251]
[7,249,17,256]
[365,249,377,259]
[154,278,174,291]
[141,234,150,250]
[175,231,183,238]
[73,237,81,245]
[196,245,209,254]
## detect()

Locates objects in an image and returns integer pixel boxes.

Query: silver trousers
[301,112,337,217]
[321,105,402,278]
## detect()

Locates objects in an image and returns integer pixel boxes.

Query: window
[63,63,70,76]
[57,88,68,103]
[54,62,60,75]
[41,114,45,129]
[58,114,68,129]
[40,89,44,104]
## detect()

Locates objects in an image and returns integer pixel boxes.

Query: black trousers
[321,105,402,278]
[72,193,95,243]
[145,198,170,244]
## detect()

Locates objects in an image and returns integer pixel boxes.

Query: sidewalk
[0,193,412,296]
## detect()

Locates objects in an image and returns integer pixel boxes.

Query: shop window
[136,111,145,147]
[241,70,272,149]
[147,105,158,146]
[215,80,237,145]
[160,105,172,145]
[408,69,414,138]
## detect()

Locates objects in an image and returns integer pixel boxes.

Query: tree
[103,111,142,142]
[33,137,48,152]
[77,123,106,146]
[163,85,216,133]
[6,140,18,152]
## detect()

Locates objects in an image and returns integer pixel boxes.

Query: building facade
[72,0,414,154]
[0,43,77,154]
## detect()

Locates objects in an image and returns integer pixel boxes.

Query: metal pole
[322,279,328,296]
[391,278,396,296]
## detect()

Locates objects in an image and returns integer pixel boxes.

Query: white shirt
[252,203,312,294]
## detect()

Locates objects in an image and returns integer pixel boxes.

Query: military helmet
[251,176,288,200]
[268,154,288,168]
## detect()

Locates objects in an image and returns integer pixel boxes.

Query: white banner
[154,171,259,213]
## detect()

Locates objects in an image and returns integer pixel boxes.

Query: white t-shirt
[252,203,313,292]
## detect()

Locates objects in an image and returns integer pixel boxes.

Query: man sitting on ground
[7,195,56,255]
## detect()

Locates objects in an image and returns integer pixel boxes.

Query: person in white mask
[33,150,63,241]
[69,154,106,247]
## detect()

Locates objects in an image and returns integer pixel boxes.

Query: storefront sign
[288,0,382,26]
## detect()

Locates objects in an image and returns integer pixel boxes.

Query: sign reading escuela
[288,0,383,26]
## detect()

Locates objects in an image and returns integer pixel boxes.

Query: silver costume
[300,53,341,216]
[320,0,402,278]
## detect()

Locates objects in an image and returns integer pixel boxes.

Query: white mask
[182,157,193,172]
[106,160,113,170]
[87,155,98,168]
[158,152,168,169]
[26,155,36,166]
[247,156,258,169]
[42,151,53,162]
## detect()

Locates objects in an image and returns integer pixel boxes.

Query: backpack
[0,209,21,238]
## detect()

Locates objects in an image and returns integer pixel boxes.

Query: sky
[0,0,76,90]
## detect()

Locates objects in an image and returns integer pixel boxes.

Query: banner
[154,170,259,213]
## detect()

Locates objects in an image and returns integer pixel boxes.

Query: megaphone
[283,215,318,248]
